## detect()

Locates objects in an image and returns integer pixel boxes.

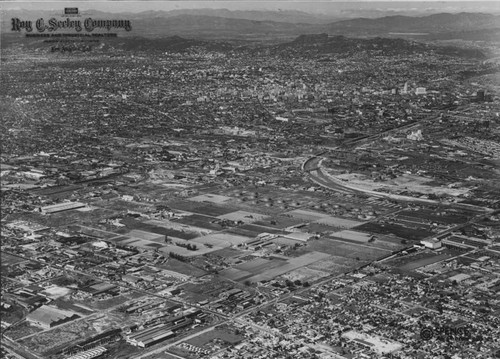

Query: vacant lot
[301,238,391,261]
[121,218,200,240]
[235,257,286,273]
[188,194,232,204]
[6,322,43,341]
[1,252,26,266]
[253,215,305,229]
[286,209,329,221]
[399,253,452,271]
[245,252,331,283]
[168,200,237,216]
[217,210,269,224]
[280,267,330,282]
[385,250,450,269]
[314,216,363,229]
[191,233,249,247]
[186,327,243,347]
[355,222,434,241]
[174,213,222,231]
[157,258,207,277]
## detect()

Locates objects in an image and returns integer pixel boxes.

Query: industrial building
[38,202,86,214]
[26,305,80,329]
[126,325,175,348]
[66,346,107,359]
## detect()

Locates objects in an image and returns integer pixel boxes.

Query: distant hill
[2,11,499,41]
[127,15,322,40]
[273,33,486,59]
[323,13,500,35]
[131,8,337,24]
[1,11,499,44]
[1,31,485,61]
[102,12,500,40]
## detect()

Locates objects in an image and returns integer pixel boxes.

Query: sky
[2,1,499,14]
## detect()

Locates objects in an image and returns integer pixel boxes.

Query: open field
[235,257,286,273]
[157,258,208,277]
[226,224,283,238]
[355,222,434,241]
[385,250,452,269]
[331,230,372,242]
[300,238,391,261]
[128,229,167,241]
[146,219,214,236]
[191,232,249,247]
[188,193,232,204]
[120,218,200,240]
[5,322,43,341]
[217,210,269,224]
[286,209,330,221]
[280,266,330,282]
[219,268,253,281]
[168,200,237,216]
[1,252,26,266]
[399,253,452,271]
[173,213,222,231]
[185,327,243,347]
[245,251,331,283]
[313,216,363,229]
[253,215,306,229]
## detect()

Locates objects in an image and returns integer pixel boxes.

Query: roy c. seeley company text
[11,17,132,32]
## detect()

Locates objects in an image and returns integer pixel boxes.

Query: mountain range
[2,32,486,62]
[2,10,499,41]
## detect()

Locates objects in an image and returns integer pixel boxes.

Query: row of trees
[169,252,188,262]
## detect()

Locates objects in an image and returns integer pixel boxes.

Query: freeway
[303,151,493,212]
[303,156,357,195]
[305,153,494,212]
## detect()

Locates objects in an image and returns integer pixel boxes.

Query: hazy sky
[2,1,500,14]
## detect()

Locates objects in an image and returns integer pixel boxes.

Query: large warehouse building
[26,305,80,329]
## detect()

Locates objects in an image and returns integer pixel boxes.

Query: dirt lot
[185,327,243,347]
[299,238,391,261]
[355,222,434,241]
[168,200,237,216]
[157,258,207,277]
[1,252,26,266]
